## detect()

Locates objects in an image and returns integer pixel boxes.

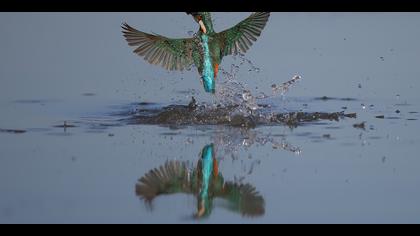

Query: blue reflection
[136,143,265,219]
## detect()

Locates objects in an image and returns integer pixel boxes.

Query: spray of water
[210,127,302,161]
[214,52,302,117]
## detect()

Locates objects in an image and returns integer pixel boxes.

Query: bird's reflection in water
[135,143,265,219]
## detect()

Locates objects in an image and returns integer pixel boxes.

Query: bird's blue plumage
[200,34,215,94]
[200,144,214,200]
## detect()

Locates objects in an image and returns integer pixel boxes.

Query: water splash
[271,75,302,96]
[115,35,357,130]
[189,33,302,116]
[214,52,302,117]
[210,127,302,161]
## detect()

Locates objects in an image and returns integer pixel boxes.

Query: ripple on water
[120,99,358,129]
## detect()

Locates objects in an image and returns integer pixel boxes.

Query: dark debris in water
[315,96,357,101]
[13,99,44,104]
[322,134,332,139]
[54,121,77,129]
[138,102,157,106]
[0,128,26,134]
[353,122,366,130]
[82,93,96,97]
[273,112,356,127]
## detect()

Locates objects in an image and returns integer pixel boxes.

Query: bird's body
[199,34,216,93]
[122,12,270,94]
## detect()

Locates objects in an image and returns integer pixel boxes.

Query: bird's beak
[196,200,205,218]
[198,20,207,34]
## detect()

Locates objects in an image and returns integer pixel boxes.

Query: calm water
[1,12,420,224]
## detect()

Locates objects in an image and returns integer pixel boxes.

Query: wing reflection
[135,143,265,219]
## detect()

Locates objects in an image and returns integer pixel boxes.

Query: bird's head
[186,12,212,34]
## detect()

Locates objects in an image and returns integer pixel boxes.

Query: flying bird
[122,12,270,94]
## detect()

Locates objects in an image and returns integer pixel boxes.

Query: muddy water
[1,13,420,223]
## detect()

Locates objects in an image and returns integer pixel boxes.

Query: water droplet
[185,137,194,145]
[382,156,386,163]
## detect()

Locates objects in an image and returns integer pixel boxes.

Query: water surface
[1,12,420,223]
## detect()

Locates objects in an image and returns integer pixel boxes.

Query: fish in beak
[198,19,207,34]
[186,12,207,34]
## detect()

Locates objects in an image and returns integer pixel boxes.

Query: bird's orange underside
[213,158,219,177]
[214,63,219,78]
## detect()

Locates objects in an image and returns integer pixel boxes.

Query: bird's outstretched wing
[215,12,270,56]
[135,161,194,204]
[216,182,265,217]
[122,23,194,71]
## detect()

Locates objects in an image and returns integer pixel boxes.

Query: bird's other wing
[215,12,270,56]
[122,23,194,71]
[215,182,265,217]
[136,160,194,204]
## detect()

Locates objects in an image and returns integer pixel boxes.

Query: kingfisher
[136,144,265,218]
[122,12,270,94]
